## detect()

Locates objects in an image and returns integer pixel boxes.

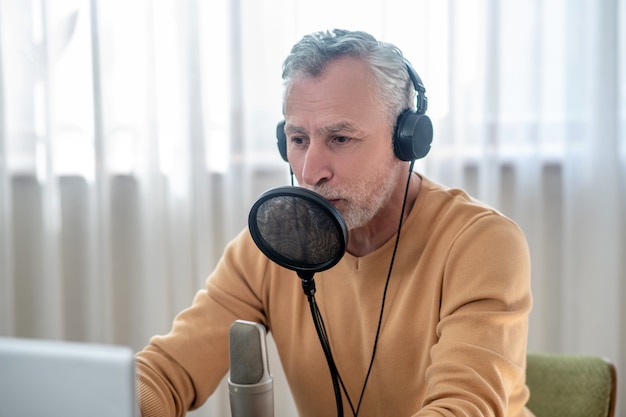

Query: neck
[346,172,421,257]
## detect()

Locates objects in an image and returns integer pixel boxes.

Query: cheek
[285,149,303,172]
[285,151,312,185]
[362,141,396,167]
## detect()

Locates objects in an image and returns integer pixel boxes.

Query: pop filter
[248,186,348,281]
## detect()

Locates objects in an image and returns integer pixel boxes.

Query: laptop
[0,336,138,417]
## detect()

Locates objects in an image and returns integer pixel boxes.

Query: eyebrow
[285,121,361,136]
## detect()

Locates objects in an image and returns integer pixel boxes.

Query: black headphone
[276,59,433,163]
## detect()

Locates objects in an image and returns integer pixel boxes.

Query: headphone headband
[404,59,428,115]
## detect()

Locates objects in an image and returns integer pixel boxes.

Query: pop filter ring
[248,186,348,274]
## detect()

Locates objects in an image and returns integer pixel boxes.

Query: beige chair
[525,353,617,417]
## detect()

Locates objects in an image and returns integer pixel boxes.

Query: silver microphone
[228,320,274,417]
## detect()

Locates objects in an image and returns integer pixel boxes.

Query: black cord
[302,279,345,417]
[354,160,415,416]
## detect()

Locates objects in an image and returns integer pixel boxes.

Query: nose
[299,141,333,187]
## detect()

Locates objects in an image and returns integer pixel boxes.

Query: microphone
[228,320,274,417]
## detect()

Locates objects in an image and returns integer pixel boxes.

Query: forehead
[284,57,381,127]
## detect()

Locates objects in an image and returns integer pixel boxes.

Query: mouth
[326,199,346,215]
[319,194,340,206]
[308,188,342,209]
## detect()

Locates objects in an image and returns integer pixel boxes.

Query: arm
[135,230,270,417]
[419,214,532,417]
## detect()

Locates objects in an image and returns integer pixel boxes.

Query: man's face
[283,57,402,230]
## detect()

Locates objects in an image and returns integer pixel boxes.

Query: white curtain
[0,0,624,416]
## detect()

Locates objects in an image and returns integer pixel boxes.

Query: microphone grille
[229,321,265,384]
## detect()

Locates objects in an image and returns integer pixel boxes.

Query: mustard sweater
[136,176,534,417]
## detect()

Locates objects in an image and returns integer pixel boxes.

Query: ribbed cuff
[138,378,167,417]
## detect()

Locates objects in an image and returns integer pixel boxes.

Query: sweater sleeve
[418,213,533,417]
[135,229,271,417]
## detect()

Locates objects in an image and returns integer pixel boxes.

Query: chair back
[526,353,617,417]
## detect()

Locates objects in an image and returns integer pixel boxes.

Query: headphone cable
[354,159,415,416]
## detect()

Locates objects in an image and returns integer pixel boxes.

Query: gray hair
[281,29,416,127]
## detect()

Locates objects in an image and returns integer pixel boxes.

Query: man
[137,29,533,416]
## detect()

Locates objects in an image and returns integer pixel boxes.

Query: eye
[332,136,350,144]
[289,136,307,146]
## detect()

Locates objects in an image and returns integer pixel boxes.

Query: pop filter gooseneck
[248,186,350,417]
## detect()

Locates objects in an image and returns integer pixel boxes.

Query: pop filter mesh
[255,194,343,267]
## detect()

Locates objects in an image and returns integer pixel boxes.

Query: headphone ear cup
[276,120,288,162]
[393,110,434,161]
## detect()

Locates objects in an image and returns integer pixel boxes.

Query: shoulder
[411,175,529,262]
[416,176,522,230]
[419,176,502,218]
[220,228,272,273]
